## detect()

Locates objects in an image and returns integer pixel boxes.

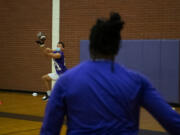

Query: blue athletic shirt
[41,60,180,135]
[53,50,67,75]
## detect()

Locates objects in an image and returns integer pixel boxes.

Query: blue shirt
[53,51,67,75]
[41,60,180,135]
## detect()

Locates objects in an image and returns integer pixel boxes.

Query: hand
[35,40,45,45]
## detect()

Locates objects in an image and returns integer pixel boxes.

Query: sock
[47,90,51,96]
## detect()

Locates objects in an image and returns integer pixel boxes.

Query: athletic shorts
[48,73,60,81]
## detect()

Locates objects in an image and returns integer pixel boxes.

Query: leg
[42,74,52,91]
[41,74,52,100]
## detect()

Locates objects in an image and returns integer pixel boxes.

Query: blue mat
[80,40,180,104]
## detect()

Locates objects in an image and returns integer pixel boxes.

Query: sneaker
[42,94,49,101]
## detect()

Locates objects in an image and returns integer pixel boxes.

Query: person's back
[64,60,141,135]
[40,12,180,135]
[55,60,180,135]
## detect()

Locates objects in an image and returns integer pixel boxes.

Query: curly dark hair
[89,12,124,60]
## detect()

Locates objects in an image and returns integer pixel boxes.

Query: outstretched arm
[36,35,61,59]
[40,45,61,59]
[140,75,180,135]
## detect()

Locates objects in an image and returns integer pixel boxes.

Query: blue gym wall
[80,40,180,104]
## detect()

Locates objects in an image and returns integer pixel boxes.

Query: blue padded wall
[80,40,180,104]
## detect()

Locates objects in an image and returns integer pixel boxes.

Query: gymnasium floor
[0,91,178,135]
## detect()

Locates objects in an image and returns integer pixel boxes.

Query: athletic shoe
[42,94,49,101]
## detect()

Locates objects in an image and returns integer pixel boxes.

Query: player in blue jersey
[40,13,180,135]
[36,36,67,100]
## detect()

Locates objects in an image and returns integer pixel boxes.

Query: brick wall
[0,0,52,91]
[60,0,180,69]
[0,0,180,91]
